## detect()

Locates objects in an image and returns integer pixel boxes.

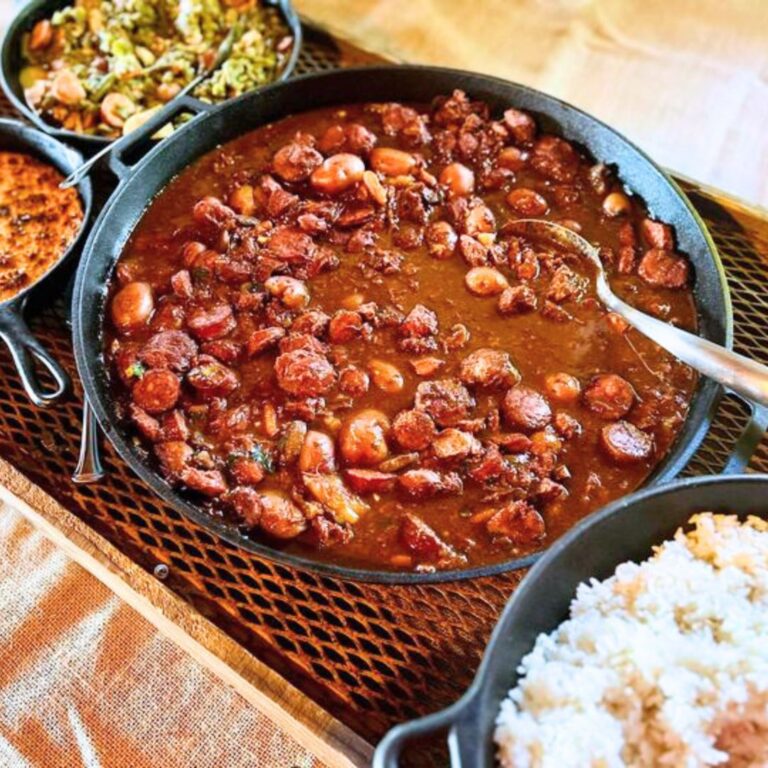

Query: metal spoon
[72,400,105,484]
[60,25,239,190]
[506,218,768,407]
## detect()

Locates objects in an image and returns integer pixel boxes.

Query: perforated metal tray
[1,24,767,760]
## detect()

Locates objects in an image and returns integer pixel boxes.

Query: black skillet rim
[72,64,732,584]
[0,0,303,148]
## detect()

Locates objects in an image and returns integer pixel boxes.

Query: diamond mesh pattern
[0,28,766,756]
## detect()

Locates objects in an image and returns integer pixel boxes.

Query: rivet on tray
[153,563,169,580]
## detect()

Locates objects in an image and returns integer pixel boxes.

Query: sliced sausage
[638,249,690,289]
[179,467,228,496]
[392,409,437,451]
[154,440,192,475]
[398,513,450,561]
[600,421,653,464]
[274,349,335,396]
[432,428,480,461]
[258,492,307,539]
[640,219,674,250]
[459,349,520,389]
[139,330,197,372]
[246,327,286,357]
[414,379,474,427]
[486,500,545,545]
[272,141,323,182]
[497,285,537,315]
[583,374,636,420]
[187,303,235,341]
[398,469,462,499]
[502,386,552,432]
[229,457,266,486]
[344,469,397,494]
[187,359,239,398]
[129,402,161,442]
[132,369,180,414]
[160,410,189,442]
[227,486,263,527]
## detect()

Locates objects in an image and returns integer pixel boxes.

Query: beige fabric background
[0,504,327,768]
[297,0,768,208]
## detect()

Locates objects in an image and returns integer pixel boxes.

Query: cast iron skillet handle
[722,397,768,475]
[374,693,479,768]
[107,95,213,182]
[0,304,70,407]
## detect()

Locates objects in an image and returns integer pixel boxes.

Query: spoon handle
[72,400,105,484]
[604,289,768,407]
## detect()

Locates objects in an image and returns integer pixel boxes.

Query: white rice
[494,513,768,767]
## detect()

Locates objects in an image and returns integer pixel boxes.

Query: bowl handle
[0,303,70,407]
[722,395,768,474]
[105,95,214,183]
[373,692,479,768]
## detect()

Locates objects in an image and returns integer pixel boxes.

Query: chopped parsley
[124,361,146,379]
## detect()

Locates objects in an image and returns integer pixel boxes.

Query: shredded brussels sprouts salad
[20,0,293,138]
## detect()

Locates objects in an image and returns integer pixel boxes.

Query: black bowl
[0,118,92,405]
[374,473,768,766]
[0,0,302,151]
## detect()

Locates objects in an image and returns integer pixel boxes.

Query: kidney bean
[265,276,310,309]
[425,221,458,259]
[299,430,337,473]
[602,191,632,217]
[465,204,495,236]
[133,369,180,414]
[410,357,445,377]
[111,281,153,332]
[369,147,417,176]
[440,163,475,197]
[544,372,581,403]
[464,266,509,296]
[498,146,527,171]
[338,409,390,466]
[368,359,404,394]
[506,188,548,216]
[310,153,365,195]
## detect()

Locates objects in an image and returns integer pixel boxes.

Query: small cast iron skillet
[374,473,768,766]
[73,65,760,582]
[0,0,302,151]
[0,118,92,406]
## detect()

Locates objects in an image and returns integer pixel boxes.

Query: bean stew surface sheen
[104,91,697,573]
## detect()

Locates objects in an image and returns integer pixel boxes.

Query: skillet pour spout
[72,65,747,582]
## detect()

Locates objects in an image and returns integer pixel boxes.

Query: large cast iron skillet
[0,0,302,150]
[0,117,92,406]
[72,65,752,583]
[374,473,768,766]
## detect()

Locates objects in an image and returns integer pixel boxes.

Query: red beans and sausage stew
[105,91,697,572]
